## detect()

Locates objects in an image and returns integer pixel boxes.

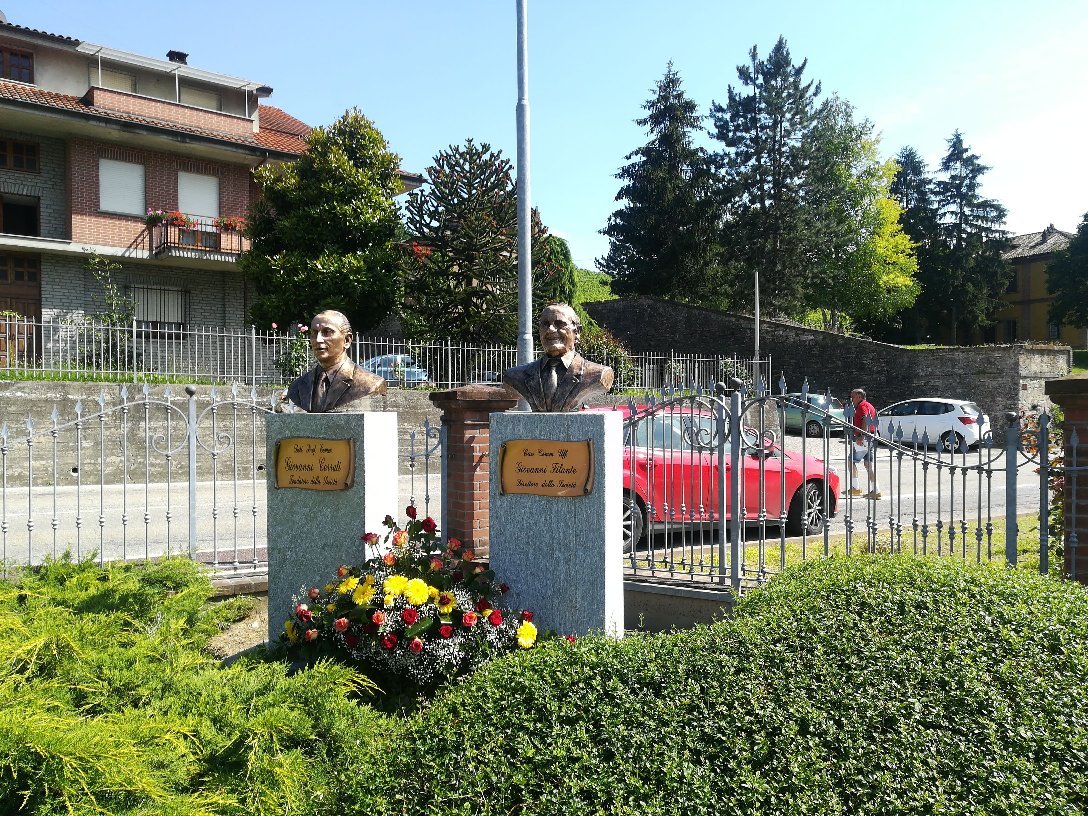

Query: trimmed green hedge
[369,556,1088,816]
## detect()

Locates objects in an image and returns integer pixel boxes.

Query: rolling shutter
[178,172,219,219]
[98,158,145,215]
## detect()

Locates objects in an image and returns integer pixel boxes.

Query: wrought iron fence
[0,316,766,393]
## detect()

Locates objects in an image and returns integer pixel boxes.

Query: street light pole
[515,0,533,369]
[753,267,761,393]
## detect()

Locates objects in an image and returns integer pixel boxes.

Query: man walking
[847,388,880,500]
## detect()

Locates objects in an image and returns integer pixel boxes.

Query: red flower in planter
[405,504,417,519]
[421,517,437,534]
[488,609,503,626]
[439,624,453,639]
[381,633,398,650]
[409,637,424,654]
[401,608,419,626]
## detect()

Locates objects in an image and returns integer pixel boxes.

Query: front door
[0,253,42,367]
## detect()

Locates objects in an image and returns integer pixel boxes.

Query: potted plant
[213,215,245,232]
[144,209,167,227]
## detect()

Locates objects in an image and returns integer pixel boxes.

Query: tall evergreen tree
[401,139,569,344]
[1048,214,1088,328]
[710,37,824,316]
[243,109,403,332]
[934,131,1010,344]
[598,63,720,304]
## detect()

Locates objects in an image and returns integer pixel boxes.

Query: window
[0,47,33,83]
[177,171,219,219]
[0,139,39,172]
[0,194,39,236]
[0,254,39,284]
[131,285,189,330]
[179,85,221,111]
[91,66,136,93]
[1004,319,1018,342]
[98,158,145,215]
[1048,322,1060,340]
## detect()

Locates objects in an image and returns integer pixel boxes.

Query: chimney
[166,50,189,65]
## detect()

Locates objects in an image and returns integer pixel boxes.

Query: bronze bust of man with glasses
[285,310,387,412]
[503,303,615,412]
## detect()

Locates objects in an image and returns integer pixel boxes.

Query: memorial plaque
[499,439,594,496]
[274,437,355,490]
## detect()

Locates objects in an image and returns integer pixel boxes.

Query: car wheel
[805,419,823,438]
[786,480,827,536]
[940,431,965,453]
[623,491,646,554]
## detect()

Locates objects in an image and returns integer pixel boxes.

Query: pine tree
[934,131,1010,344]
[598,63,720,304]
[1048,214,1088,327]
[401,140,569,344]
[710,37,824,316]
[243,109,403,333]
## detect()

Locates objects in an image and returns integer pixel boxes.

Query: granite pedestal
[265,412,397,643]
[488,410,623,637]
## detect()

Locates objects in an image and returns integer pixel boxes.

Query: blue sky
[9,1,1087,268]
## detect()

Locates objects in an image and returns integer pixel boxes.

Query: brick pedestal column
[429,384,518,554]
[1044,374,1088,583]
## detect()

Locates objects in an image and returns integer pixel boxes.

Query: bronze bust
[503,303,615,412]
[284,310,387,412]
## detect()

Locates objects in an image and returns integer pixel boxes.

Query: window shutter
[99,158,145,215]
[178,172,219,219]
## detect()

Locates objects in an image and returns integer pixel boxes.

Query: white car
[876,398,991,451]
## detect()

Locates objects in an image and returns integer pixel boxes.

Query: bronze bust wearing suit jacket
[503,303,614,412]
[283,310,386,413]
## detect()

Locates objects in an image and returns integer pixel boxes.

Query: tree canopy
[1048,213,1088,328]
[400,139,571,344]
[242,109,403,333]
[598,63,721,304]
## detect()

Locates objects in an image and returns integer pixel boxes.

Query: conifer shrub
[368,556,1088,816]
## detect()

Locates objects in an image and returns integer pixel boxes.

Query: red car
[585,404,840,547]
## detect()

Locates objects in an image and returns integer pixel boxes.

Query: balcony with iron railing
[150,215,247,262]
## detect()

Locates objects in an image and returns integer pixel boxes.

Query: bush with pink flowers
[282,507,538,689]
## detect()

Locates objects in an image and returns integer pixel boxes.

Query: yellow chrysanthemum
[326,603,336,613]
[323,583,335,593]
[338,576,359,595]
[383,574,409,596]
[429,586,440,600]
[516,620,538,649]
[284,620,299,643]
[436,591,456,614]
[352,583,376,606]
[363,574,375,587]
[383,594,395,608]
[404,578,431,606]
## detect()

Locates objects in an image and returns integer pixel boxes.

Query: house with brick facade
[0,13,419,336]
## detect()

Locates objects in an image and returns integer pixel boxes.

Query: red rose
[334,617,349,633]
[337,566,350,578]
[462,611,478,627]
[295,603,312,621]
[405,504,417,519]
[344,634,359,648]
[382,552,396,566]
[475,598,490,613]
[362,532,379,545]
[429,557,444,570]
[371,611,386,625]
[308,587,320,600]
[448,537,462,551]
[421,517,437,534]
[381,633,398,650]
[304,628,319,642]
[401,608,419,625]
[409,637,424,654]
[439,624,453,638]
[488,609,503,626]
[462,549,475,562]
[521,611,534,622]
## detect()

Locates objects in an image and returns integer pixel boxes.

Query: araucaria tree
[598,63,721,303]
[710,37,824,316]
[1048,213,1088,327]
[242,109,403,333]
[401,139,571,344]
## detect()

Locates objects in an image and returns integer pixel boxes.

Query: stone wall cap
[429,383,519,408]
[1045,374,1088,398]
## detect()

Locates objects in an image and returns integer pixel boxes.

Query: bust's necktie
[543,358,560,403]
[317,372,330,411]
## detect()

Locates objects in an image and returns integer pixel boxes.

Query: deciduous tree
[242,109,403,333]
[1048,213,1088,327]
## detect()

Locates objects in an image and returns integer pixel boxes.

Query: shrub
[367,556,1088,816]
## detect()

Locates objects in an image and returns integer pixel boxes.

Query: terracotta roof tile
[258,105,311,138]
[0,20,80,45]
[1004,226,1074,261]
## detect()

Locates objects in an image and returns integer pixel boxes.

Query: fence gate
[619,379,1081,592]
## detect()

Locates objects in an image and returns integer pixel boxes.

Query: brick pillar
[1044,374,1088,583]
[429,384,518,555]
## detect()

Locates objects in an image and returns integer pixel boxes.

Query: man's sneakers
[844,488,883,500]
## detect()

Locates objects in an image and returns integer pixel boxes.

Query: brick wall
[69,139,255,249]
[0,128,68,240]
[586,297,1071,431]
[86,87,255,136]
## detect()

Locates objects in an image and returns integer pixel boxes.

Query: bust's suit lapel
[551,354,585,410]
[324,361,355,410]
[291,366,317,412]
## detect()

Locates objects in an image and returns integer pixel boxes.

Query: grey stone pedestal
[265,412,397,643]
[488,410,623,637]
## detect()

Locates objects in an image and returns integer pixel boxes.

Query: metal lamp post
[515,0,532,369]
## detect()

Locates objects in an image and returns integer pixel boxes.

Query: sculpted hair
[315,310,352,335]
